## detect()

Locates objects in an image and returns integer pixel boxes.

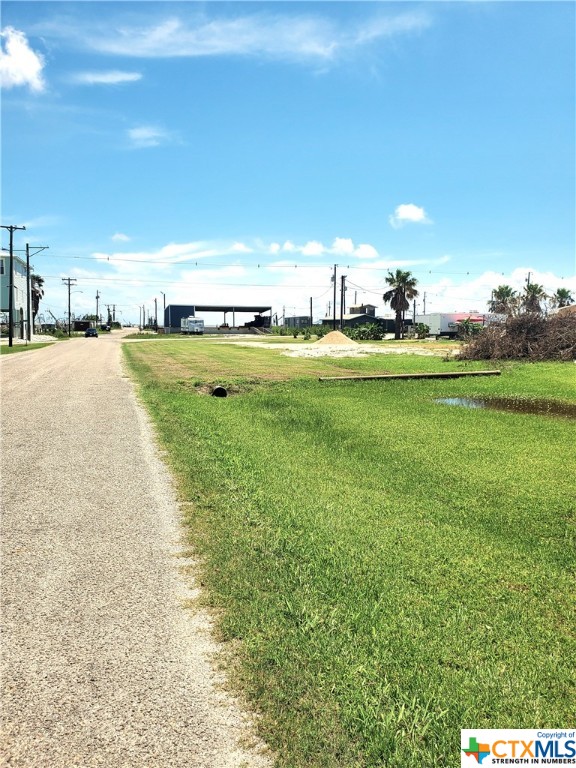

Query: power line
[22,251,514,277]
[37,274,336,288]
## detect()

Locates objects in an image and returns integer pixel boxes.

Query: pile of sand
[315,330,358,346]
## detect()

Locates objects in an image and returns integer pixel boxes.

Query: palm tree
[31,274,44,326]
[383,269,418,340]
[488,285,518,315]
[522,283,547,314]
[552,287,574,308]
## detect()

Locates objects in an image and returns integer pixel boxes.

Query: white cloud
[127,125,171,149]
[389,203,432,229]
[267,237,382,260]
[331,237,355,256]
[180,264,247,282]
[353,12,431,45]
[301,240,325,257]
[354,244,379,260]
[0,27,45,92]
[112,233,131,242]
[93,240,253,271]
[71,70,142,85]
[231,242,253,253]
[83,10,431,64]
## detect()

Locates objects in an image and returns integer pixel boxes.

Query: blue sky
[1,1,574,325]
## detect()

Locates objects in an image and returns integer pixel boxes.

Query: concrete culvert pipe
[211,386,228,397]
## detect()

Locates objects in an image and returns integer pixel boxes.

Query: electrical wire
[38,274,332,288]
[4,249,515,277]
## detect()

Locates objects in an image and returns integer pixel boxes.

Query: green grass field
[123,338,576,767]
[0,342,54,354]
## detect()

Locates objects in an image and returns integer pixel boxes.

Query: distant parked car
[85,328,98,337]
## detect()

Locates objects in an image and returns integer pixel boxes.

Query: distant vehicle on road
[85,328,98,337]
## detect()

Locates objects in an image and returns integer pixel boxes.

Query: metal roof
[190,305,271,313]
[323,313,375,320]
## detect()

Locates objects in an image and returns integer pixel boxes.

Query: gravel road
[0,332,271,767]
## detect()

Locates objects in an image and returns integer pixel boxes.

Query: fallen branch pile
[459,313,576,361]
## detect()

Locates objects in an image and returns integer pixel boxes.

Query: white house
[0,252,30,340]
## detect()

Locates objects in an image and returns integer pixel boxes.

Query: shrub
[345,323,386,341]
[456,318,483,340]
[43,328,69,339]
[415,323,430,339]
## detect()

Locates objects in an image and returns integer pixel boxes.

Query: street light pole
[1,224,26,347]
[26,244,48,342]
[340,274,347,331]
[159,291,166,331]
[26,245,31,343]
[332,264,337,331]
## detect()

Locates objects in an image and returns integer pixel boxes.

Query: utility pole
[332,264,337,330]
[25,243,48,342]
[423,292,426,314]
[62,277,77,336]
[112,305,116,323]
[340,274,347,330]
[310,297,313,327]
[96,290,100,323]
[154,297,157,329]
[1,224,26,347]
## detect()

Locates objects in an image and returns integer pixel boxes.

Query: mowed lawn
[123,338,576,768]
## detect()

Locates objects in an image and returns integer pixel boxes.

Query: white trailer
[180,316,204,335]
[415,313,485,338]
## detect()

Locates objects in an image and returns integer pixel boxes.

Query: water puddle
[435,397,576,419]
